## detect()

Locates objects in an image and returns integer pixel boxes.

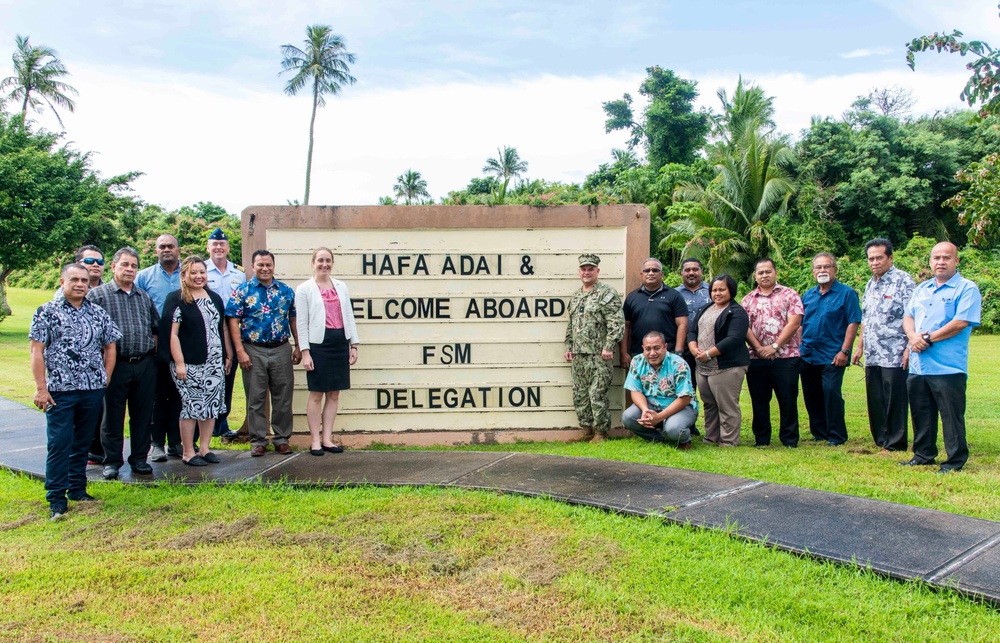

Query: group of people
[30,231,359,520]
[565,240,982,477]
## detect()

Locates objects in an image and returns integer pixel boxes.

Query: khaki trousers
[242,342,295,446]
[697,366,747,446]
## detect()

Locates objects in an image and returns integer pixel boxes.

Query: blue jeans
[45,389,105,510]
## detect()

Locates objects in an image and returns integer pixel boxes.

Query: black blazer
[687,300,751,369]
[158,289,227,365]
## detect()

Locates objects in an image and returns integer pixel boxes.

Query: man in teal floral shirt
[622,331,698,449]
[226,250,300,456]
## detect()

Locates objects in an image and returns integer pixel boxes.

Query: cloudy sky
[1,0,998,214]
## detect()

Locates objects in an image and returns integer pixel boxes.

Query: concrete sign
[242,205,649,445]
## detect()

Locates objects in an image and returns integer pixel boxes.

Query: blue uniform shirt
[800,280,862,365]
[675,282,711,322]
[906,271,981,376]
[135,263,180,314]
[206,259,246,307]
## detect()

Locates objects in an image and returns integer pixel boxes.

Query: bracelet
[350,346,358,350]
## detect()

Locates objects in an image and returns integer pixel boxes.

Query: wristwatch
[771,343,780,351]
[839,349,849,356]
[921,332,933,345]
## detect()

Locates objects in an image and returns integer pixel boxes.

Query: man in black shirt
[620,258,689,365]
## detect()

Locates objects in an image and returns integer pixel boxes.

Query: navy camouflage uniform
[565,256,625,434]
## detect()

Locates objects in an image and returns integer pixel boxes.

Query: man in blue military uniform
[205,227,246,439]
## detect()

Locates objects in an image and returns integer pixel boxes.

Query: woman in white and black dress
[165,256,232,466]
[295,247,359,456]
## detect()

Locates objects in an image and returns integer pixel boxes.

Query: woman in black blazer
[687,274,750,446]
[164,256,231,466]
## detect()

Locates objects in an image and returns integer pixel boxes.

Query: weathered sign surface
[242,205,649,445]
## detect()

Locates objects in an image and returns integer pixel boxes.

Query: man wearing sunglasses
[620,258,688,368]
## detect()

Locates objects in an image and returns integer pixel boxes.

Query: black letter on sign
[376,389,390,409]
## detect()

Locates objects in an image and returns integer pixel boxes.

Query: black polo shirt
[622,285,688,354]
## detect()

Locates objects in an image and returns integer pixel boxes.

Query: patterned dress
[171,297,226,420]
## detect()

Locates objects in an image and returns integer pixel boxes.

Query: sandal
[201,452,221,464]
[183,455,208,466]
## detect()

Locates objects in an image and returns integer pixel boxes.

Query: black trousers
[800,362,848,444]
[865,365,908,451]
[150,360,182,450]
[747,357,800,446]
[101,355,157,467]
[684,353,698,391]
[908,373,968,470]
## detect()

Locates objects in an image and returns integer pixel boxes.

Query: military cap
[578,253,600,267]
[208,228,228,241]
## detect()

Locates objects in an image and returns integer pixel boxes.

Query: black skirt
[306,328,351,392]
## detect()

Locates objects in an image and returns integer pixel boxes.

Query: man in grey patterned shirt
[852,238,916,452]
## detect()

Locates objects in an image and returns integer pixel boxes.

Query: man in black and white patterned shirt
[88,247,160,480]
[30,263,121,521]
[852,238,916,453]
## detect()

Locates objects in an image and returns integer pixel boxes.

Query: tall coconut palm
[665,128,796,281]
[393,169,430,205]
[0,35,78,129]
[712,77,777,153]
[482,146,528,205]
[280,25,356,205]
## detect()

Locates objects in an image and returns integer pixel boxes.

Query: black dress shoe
[899,458,935,467]
[69,492,96,502]
[166,446,182,458]
[937,466,962,474]
[131,462,154,475]
[310,449,325,456]
[102,465,120,480]
[321,444,344,453]
[221,430,239,440]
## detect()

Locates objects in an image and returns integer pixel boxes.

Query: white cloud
[841,47,893,59]
[32,61,971,217]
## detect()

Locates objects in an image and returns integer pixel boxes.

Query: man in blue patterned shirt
[622,331,698,449]
[30,263,121,521]
[226,250,300,456]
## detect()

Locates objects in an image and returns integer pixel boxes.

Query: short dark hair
[680,257,703,270]
[62,262,88,278]
[75,245,103,261]
[712,274,737,299]
[252,249,275,264]
[642,330,666,345]
[112,247,140,265]
[755,257,776,271]
[864,238,893,257]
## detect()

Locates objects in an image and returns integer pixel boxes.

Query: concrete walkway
[2,395,998,606]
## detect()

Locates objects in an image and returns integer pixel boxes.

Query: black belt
[123,352,153,363]
[246,340,288,349]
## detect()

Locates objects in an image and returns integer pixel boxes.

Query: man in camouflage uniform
[564,253,625,443]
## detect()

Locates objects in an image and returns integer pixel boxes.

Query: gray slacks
[242,342,295,446]
[698,366,748,446]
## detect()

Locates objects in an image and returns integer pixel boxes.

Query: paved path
[2,396,998,605]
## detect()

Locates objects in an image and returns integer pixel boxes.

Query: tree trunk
[0,269,13,320]
[304,81,320,206]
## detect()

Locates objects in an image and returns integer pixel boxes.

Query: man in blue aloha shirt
[622,330,698,449]
[226,250,300,456]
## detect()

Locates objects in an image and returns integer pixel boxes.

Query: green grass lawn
[2,287,999,641]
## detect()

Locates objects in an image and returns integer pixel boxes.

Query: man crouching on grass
[30,263,120,521]
[622,331,698,449]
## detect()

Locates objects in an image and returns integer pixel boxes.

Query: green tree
[906,6,1000,118]
[280,25,356,205]
[0,35,78,129]
[482,146,528,205]
[667,129,796,282]
[945,152,1000,246]
[711,77,776,152]
[0,112,141,320]
[393,169,430,205]
[603,66,710,170]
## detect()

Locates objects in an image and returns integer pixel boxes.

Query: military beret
[578,253,600,267]
[209,228,228,241]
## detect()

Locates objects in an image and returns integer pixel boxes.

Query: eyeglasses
[812,264,834,271]
[641,268,662,273]
[82,258,105,266]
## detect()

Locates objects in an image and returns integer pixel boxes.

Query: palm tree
[482,146,528,205]
[0,35,78,129]
[712,77,776,152]
[665,128,796,281]
[393,169,430,205]
[280,25,356,205]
